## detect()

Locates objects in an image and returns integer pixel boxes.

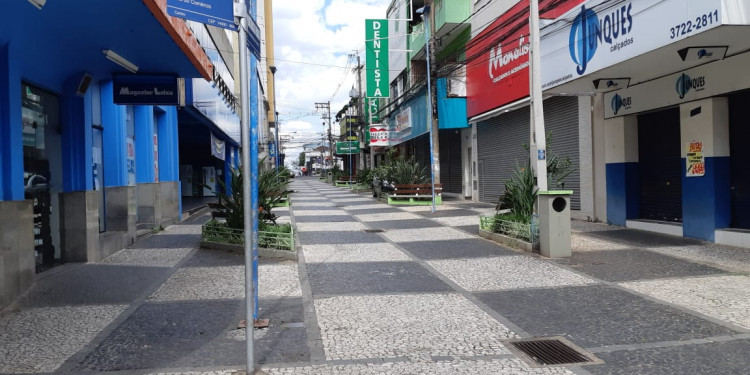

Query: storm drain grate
[508,337,600,366]
[363,229,384,233]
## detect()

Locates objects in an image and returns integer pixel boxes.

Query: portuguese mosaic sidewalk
[1,176,749,374]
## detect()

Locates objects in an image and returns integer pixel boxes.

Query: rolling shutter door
[543,96,581,210]
[439,130,463,194]
[477,96,580,209]
[477,108,529,203]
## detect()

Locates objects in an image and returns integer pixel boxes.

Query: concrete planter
[200,240,297,261]
[478,228,534,253]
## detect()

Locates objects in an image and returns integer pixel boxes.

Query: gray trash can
[538,190,572,258]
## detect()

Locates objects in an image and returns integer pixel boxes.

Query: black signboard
[113,75,179,105]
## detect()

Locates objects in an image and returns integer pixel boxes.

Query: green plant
[389,156,428,184]
[213,161,290,229]
[258,165,290,225]
[523,132,574,189]
[214,166,246,229]
[330,164,344,181]
[497,160,538,223]
[357,168,374,186]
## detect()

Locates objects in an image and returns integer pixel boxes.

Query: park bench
[387,183,442,205]
[335,175,357,187]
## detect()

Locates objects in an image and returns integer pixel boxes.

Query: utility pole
[315,101,332,175]
[353,52,365,169]
[270,66,279,168]
[419,4,438,213]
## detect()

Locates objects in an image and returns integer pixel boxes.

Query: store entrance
[729,91,750,229]
[638,108,683,222]
[21,83,59,271]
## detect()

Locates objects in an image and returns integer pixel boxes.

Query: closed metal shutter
[439,130,463,193]
[477,96,581,209]
[728,92,750,228]
[543,96,581,210]
[638,108,682,222]
[477,107,530,204]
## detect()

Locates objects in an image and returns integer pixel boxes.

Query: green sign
[336,141,360,155]
[365,19,389,98]
[365,98,380,122]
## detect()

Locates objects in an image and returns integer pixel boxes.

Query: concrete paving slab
[262,359,577,375]
[356,212,423,222]
[588,339,750,375]
[554,249,729,282]
[0,305,126,373]
[432,215,481,227]
[295,222,369,232]
[100,248,194,268]
[428,256,597,291]
[306,262,453,295]
[293,215,356,223]
[150,262,301,302]
[364,218,443,230]
[303,243,410,263]
[399,238,517,260]
[381,227,475,243]
[75,300,243,372]
[292,209,348,216]
[20,264,169,307]
[414,208,482,218]
[297,230,386,245]
[620,275,750,330]
[313,293,517,361]
[477,285,738,347]
[582,229,703,247]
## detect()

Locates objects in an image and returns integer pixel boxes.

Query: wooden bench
[335,175,357,187]
[387,183,443,205]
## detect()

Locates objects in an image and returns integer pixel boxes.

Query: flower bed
[202,219,294,251]
[479,214,539,252]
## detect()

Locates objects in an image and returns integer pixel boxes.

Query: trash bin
[538,190,573,258]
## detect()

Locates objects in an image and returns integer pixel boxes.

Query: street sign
[336,141,360,155]
[166,0,237,31]
[245,17,262,59]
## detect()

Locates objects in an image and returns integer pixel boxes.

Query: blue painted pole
[421,5,437,213]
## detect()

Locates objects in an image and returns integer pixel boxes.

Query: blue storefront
[0,0,226,308]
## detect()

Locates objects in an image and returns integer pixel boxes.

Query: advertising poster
[686,141,705,177]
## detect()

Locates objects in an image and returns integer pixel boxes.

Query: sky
[271,0,391,166]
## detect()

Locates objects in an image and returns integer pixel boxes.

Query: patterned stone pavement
[1,176,750,374]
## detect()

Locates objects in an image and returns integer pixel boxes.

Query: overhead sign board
[465,0,583,118]
[336,141,360,155]
[540,0,723,91]
[167,0,237,31]
[365,19,389,98]
[113,75,179,105]
[603,50,750,118]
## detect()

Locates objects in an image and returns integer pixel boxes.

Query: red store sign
[466,0,583,118]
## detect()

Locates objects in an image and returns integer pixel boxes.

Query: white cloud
[272,0,390,165]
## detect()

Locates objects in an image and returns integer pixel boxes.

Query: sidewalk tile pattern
[620,275,750,330]
[303,243,411,263]
[0,305,126,373]
[314,293,518,360]
[428,256,598,291]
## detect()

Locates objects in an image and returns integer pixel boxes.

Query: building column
[680,97,731,241]
[0,41,24,201]
[605,115,639,226]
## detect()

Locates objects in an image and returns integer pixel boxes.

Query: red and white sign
[466,0,583,118]
[370,125,395,146]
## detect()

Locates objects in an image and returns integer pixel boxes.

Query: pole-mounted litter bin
[538,190,572,258]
